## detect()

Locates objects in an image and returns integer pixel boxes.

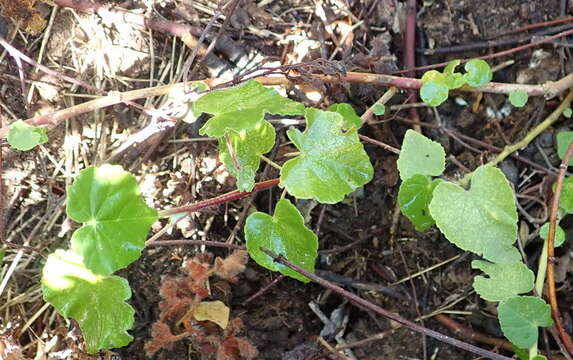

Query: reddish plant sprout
[146,250,257,358]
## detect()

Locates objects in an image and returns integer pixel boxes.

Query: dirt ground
[1,0,573,359]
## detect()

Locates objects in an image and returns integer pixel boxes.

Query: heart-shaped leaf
[397,130,446,181]
[463,59,492,87]
[429,165,520,263]
[326,103,362,129]
[7,120,48,151]
[472,260,534,301]
[196,80,305,137]
[218,121,276,191]
[280,109,373,204]
[245,199,318,282]
[498,296,553,349]
[42,250,134,353]
[398,175,442,231]
[67,165,158,275]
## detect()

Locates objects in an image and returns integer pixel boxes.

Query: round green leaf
[327,103,362,129]
[7,120,48,151]
[218,121,276,192]
[398,175,442,231]
[372,104,386,116]
[563,107,572,118]
[245,199,318,282]
[559,176,573,213]
[443,59,465,89]
[42,250,134,353]
[429,165,521,263]
[472,260,534,302]
[397,129,446,180]
[280,109,373,204]
[196,80,305,137]
[509,90,529,107]
[556,131,573,167]
[539,222,566,247]
[67,165,158,275]
[463,59,492,87]
[498,296,553,349]
[421,69,452,101]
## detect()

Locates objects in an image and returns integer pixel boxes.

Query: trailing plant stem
[158,178,280,218]
[259,155,282,170]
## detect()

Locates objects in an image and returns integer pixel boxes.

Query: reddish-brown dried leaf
[214,250,248,282]
[144,322,187,356]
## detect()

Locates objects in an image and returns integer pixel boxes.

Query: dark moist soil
[1,0,573,359]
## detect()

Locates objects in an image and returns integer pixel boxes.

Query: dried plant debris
[0,0,46,34]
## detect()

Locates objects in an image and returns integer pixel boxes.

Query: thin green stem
[259,154,282,170]
[458,89,573,187]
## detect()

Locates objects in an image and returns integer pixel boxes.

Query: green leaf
[196,80,305,137]
[472,260,534,301]
[372,104,386,116]
[420,73,450,106]
[7,120,48,151]
[556,131,573,166]
[560,176,573,213]
[498,296,553,349]
[564,107,572,118]
[513,347,549,360]
[245,199,318,282]
[429,165,520,263]
[280,109,373,204]
[398,175,442,231]
[42,250,134,353]
[463,59,492,87]
[509,90,529,107]
[539,222,566,247]
[67,165,158,275]
[327,103,362,129]
[218,121,276,192]
[0,247,4,265]
[397,129,446,180]
[444,59,461,75]
[443,60,466,89]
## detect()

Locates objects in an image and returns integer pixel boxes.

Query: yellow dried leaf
[191,301,230,329]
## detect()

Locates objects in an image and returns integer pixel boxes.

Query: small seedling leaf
[429,165,521,263]
[372,104,386,116]
[245,199,318,282]
[472,260,534,301]
[7,120,48,151]
[420,70,450,106]
[564,107,572,118]
[443,60,465,89]
[42,250,134,353]
[498,296,553,349]
[280,109,373,204]
[463,59,492,87]
[444,59,461,75]
[539,222,566,247]
[327,103,362,129]
[559,175,573,213]
[196,80,305,137]
[192,301,230,329]
[398,175,442,231]
[556,131,573,166]
[509,90,529,107]
[67,165,158,275]
[397,130,446,180]
[218,121,276,192]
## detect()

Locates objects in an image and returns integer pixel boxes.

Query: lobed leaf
[509,90,529,108]
[498,296,553,349]
[280,109,373,204]
[67,165,158,275]
[397,130,446,180]
[463,59,492,87]
[556,131,573,166]
[218,121,276,192]
[326,103,362,129]
[398,175,442,231]
[196,80,305,137]
[429,165,521,263]
[245,199,318,282]
[472,260,534,302]
[539,222,566,247]
[7,120,48,151]
[42,250,134,353]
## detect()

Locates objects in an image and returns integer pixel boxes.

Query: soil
[1,0,573,359]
